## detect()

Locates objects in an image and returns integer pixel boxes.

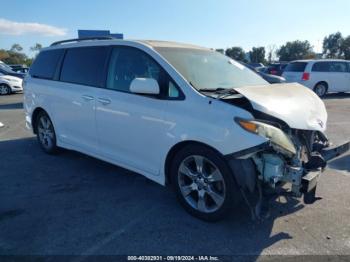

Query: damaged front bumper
[321,142,350,161]
[226,139,350,206]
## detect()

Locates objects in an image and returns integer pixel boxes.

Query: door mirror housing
[130,78,160,95]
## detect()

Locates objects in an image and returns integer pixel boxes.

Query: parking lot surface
[0,93,350,257]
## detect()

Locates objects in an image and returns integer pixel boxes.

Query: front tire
[0,84,11,95]
[35,111,58,154]
[170,144,239,222]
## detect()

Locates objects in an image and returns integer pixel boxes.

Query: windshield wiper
[197,87,237,99]
[197,87,226,92]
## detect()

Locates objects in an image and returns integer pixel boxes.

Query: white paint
[235,82,328,132]
[0,75,23,93]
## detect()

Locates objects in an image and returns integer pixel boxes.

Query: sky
[1,0,350,57]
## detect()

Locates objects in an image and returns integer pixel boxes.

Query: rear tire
[0,84,11,95]
[35,111,58,154]
[170,144,239,222]
[313,83,327,97]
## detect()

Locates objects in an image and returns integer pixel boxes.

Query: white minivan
[24,38,349,221]
[282,59,350,97]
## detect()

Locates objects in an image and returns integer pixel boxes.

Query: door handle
[98,98,111,105]
[82,95,94,101]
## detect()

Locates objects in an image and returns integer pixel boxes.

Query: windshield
[155,47,268,90]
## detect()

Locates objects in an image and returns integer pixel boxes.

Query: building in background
[78,30,123,39]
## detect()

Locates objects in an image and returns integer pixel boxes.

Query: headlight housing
[236,118,296,156]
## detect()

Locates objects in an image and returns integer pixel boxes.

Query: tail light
[302,72,310,81]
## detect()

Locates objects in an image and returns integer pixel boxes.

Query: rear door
[52,46,110,153]
[282,62,307,83]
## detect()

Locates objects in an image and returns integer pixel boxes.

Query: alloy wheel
[0,85,10,95]
[37,115,55,150]
[177,155,226,213]
[315,84,326,97]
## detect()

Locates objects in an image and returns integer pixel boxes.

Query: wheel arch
[314,81,329,91]
[31,107,48,134]
[164,140,225,185]
[0,83,11,94]
[0,82,11,87]
[164,140,259,195]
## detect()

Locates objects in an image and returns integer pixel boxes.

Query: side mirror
[130,78,160,95]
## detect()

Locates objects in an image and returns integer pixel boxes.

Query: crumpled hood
[235,83,327,132]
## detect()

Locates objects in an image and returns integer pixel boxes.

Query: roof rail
[50,37,115,46]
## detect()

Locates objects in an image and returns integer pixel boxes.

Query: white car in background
[0,74,23,95]
[282,59,350,97]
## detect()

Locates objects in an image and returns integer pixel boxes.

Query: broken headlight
[236,118,296,157]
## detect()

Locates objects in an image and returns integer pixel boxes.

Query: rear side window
[312,62,331,72]
[60,46,109,87]
[329,62,348,72]
[284,62,307,72]
[30,49,64,79]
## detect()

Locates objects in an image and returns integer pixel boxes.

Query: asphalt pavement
[0,93,349,258]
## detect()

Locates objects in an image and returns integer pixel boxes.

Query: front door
[95,46,181,175]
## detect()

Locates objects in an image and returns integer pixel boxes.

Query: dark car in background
[256,67,286,84]
[9,64,29,74]
[266,62,288,76]
[248,62,265,68]
[244,63,286,84]
[0,63,26,79]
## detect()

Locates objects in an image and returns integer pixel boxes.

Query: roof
[291,59,349,62]
[137,40,208,50]
[46,38,208,51]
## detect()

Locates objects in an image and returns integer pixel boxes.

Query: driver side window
[106,46,181,99]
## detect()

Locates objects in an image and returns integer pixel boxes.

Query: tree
[323,32,344,58]
[215,48,224,54]
[30,43,43,53]
[277,40,315,61]
[225,47,245,61]
[249,47,266,64]
[24,58,34,67]
[0,43,41,66]
[3,51,27,65]
[30,43,43,58]
[0,44,28,65]
[341,35,350,60]
[10,44,23,52]
[266,44,277,63]
[0,49,10,61]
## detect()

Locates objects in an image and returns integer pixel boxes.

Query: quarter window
[60,46,109,87]
[329,62,348,73]
[312,61,349,72]
[30,49,64,79]
[106,47,181,98]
